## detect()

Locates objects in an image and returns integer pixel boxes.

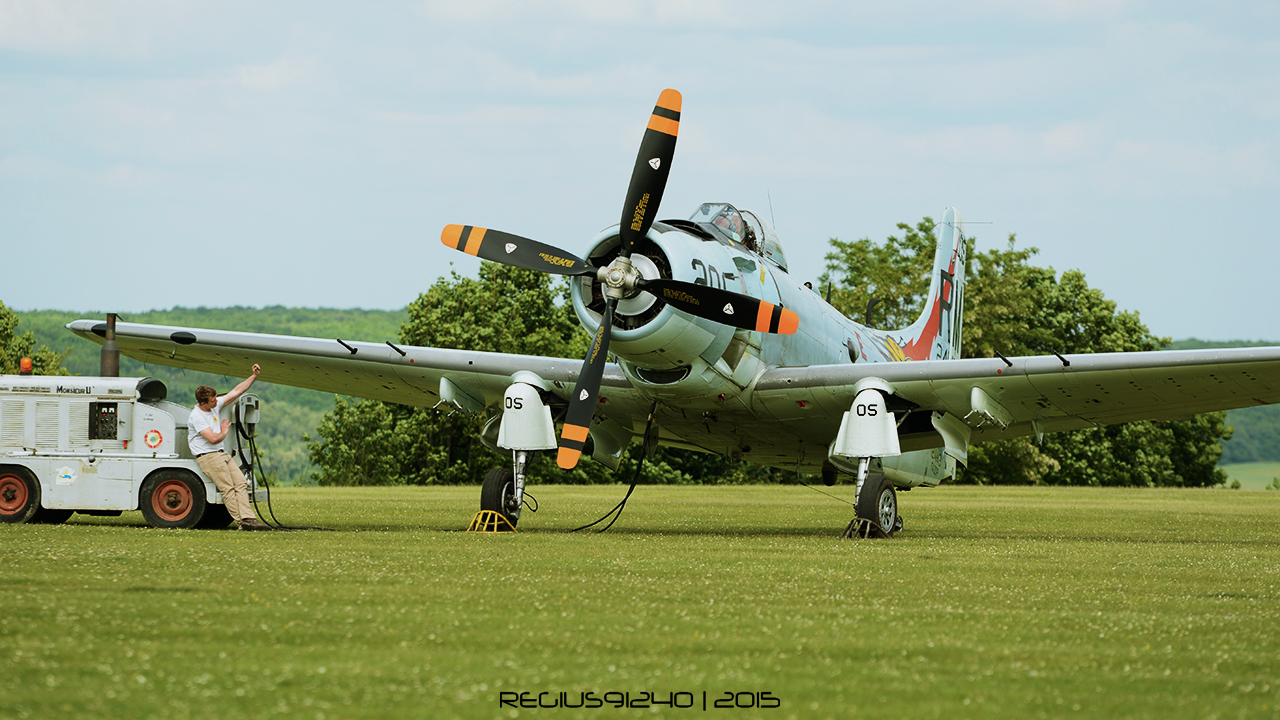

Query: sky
[2,1,1278,341]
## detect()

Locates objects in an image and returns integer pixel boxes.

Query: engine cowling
[570,223,742,373]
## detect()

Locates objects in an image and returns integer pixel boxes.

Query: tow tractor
[0,373,265,529]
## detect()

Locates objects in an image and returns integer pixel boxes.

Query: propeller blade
[557,299,616,469]
[441,224,595,277]
[637,278,800,335]
[618,88,681,258]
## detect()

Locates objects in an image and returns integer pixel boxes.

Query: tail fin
[894,207,966,361]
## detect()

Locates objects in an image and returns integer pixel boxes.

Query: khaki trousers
[196,451,256,523]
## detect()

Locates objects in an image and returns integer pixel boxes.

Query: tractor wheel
[0,467,40,524]
[140,471,207,529]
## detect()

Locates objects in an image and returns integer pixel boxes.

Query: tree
[821,220,1230,487]
[0,301,69,375]
[307,263,782,486]
[307,262,587,486]
[305,397,409,486]
[822,218,942,328]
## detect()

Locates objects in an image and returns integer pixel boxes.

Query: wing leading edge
[64,319,636,412]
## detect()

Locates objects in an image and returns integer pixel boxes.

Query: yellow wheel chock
[840,517,891,539]
[467,510,517,533]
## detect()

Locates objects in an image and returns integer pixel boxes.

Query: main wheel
[856,473,898,537]
[140,471,207,529]
[480,466,520,528]
[0,467,40,524]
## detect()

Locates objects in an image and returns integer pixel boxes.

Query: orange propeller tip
[658,88,682,112]
[556,447,582,470]
[779,309,800,335]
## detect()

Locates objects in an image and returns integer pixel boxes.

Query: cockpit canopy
[688,203,789,272]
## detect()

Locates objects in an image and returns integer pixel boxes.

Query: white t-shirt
[188,397,229,455]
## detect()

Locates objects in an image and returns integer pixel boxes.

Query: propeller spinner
[440,89,799,469]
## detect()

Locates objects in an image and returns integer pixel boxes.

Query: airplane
[68,88,1280,537]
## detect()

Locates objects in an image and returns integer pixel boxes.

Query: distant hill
[16,307,407,485]
[1166,339,1280,351]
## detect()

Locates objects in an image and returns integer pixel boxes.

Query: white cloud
[0,155,87,183]
[0,0,215,56]
[419,0,781,27]
[1100,138,1275,198]
[1040,122,1100,160]
[967,0,1138,23]
[237,57,317,91]
[2,0,1278,338]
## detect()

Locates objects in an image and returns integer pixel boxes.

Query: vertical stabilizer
[892,208,966,361]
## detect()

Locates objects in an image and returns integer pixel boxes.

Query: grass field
[4,485,1279,720]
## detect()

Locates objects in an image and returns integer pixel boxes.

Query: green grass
[1222,462,1280,491]
[4,485,1280,719]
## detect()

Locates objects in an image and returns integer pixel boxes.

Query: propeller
[557,299,615,469]
[633,277,799,335]
[618,88,681,258]
[439,89,800,469]
[556,89,683,469]
[440,225,595,278]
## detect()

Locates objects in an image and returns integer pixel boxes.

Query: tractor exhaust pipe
[100,313,120,377]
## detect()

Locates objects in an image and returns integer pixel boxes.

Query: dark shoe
[238,518,272,531]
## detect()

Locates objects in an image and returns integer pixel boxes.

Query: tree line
[821,220,1229,486]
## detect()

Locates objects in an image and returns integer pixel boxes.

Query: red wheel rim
[0,474,28,515]
[151,479,193,522]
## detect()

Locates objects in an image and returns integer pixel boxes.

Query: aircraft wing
[66,319,1280,458]
[753,346,1280,447]
[64,319,640,416]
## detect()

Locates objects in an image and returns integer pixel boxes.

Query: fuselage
[568,203,962,473]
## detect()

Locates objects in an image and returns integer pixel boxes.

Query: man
[189,364,271,531]
[711,207,745,244]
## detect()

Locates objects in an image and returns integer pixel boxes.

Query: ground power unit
[0,374,264,528]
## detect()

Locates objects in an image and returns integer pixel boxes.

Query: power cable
[232,404,334,531]
[796,476,857,507]
[570,402,658,533]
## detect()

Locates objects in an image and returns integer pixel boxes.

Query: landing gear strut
[841,459,902,539]
[473,381,557,531]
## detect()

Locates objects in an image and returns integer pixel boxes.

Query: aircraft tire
[856,473,897,537]
[481,466,520,528]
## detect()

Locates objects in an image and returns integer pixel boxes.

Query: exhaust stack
[100,313,120,377]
